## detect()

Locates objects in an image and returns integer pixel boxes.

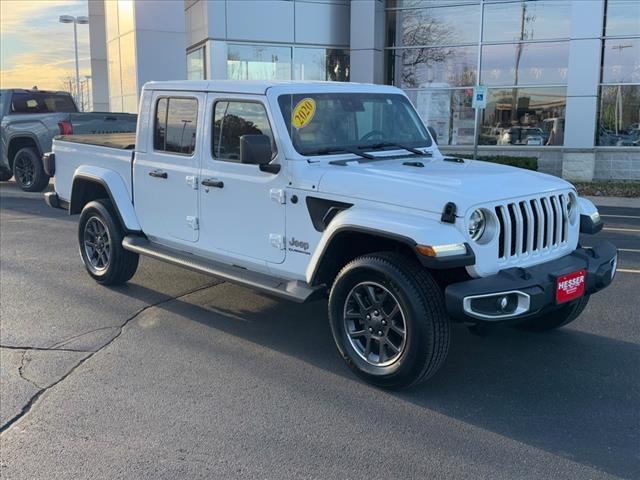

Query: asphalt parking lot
[0,180,638,479]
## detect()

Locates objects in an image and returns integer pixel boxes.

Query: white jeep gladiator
[44,81,617,389]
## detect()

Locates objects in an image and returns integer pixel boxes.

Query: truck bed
[56,132,136,150]
[53,135,135,204]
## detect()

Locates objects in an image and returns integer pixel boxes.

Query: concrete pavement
[1,181,639,479]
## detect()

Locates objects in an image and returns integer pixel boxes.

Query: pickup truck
[0,88,136,191]
[44,81,617,389]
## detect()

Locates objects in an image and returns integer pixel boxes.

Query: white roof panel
[142,80,402,96]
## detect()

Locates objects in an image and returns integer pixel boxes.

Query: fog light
[496,294,518,314]
[463,290,530,320]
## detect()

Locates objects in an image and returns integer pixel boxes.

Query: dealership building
[88,0,639,181]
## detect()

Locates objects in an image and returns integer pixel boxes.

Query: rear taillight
[58,120,73,135]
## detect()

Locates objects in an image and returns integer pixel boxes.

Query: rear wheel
[328,252,450,389]
[78,199,139,285]
[12,147,49,192]
[515,296,590,332]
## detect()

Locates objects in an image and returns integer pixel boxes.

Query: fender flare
[71,166,141,232]
[305,207,470,284]
[6,132,43,160]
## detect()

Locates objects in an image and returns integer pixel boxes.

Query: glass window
[405,88,475,145]
[480,87,567,146]
[227,44,291,81]
[601,38,640,84]
[154,98,167,151]
[605,0,640,37]
[481,41,569,86]
[10,92,77,114]
[483,1,572,42]
[277,93,431,156]
[294,48,350,81]
[154,98,198,155]
[386,4,480,48]
[389,46,477,88]
[187,47,206,80]
[597,85,640,146]
[213,102,274,162]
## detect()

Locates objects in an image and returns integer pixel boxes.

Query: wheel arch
[308,226,419,287]
[305,207,471,287]
[7,135,42,168]
[70,169,141,232]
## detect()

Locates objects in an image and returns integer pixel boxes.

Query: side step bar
[122,236,325,303]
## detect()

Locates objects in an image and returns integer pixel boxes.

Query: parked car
[497,126,546,146]
[0,88,137,191]
[44,81,617,389]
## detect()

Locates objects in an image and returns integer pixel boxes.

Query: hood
[317,156,574,216]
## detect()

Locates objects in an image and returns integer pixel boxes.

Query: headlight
[566,194,574,218]
[566,193,578,224]
[468,209,486,241]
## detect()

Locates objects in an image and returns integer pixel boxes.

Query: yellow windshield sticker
[292,98,316,129]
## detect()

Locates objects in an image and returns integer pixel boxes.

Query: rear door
[133,91,204,244]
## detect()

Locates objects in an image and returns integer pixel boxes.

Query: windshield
[278,93,431,156]
[10,91,77,114]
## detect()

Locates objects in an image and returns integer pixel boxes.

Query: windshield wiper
[358,143,430,156]
[306,147,374,160]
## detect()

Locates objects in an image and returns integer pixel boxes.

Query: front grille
[495,194,570,260]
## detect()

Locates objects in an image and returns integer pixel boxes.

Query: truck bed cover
[57,132,136,150]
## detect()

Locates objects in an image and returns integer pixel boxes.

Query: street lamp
[59,15,89,111]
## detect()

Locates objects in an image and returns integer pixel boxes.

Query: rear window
[10,92,77,114]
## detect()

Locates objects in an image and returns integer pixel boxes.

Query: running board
[122,236,325,303]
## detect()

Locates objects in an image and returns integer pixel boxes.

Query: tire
[515,295,590,332]
[328,252,450,389]
[12,147,49,192]
[78,199,139,285]
[0,168,12,181]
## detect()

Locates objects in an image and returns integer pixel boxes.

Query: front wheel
[328,252,450,389]
[78,199,139,285]
[515,296,590,332]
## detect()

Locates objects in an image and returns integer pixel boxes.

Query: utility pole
[59,15,89,110]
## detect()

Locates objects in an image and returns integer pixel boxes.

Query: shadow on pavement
[114,281,639,479]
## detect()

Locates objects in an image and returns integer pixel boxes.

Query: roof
[142,80,401,96]
[0,88,71,95]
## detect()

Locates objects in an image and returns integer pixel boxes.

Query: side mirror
[240,134,272,165]
[427,126,438,145]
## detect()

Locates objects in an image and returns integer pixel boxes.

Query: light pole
[59,15,89,111]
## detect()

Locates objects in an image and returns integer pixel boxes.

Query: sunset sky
[0,0,91,90]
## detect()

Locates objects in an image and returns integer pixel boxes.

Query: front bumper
[44,192,68,210]
[445,242,617,322]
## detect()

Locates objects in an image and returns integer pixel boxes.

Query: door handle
[149,170,167,179]
[201,179,224,188]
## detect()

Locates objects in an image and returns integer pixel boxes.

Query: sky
[0,0,91,90]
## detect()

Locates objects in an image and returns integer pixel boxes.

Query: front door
[133,92,204,244]
[198,94,286,264]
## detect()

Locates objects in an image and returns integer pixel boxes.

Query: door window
[153,97,198,155]
[212,101,274,162]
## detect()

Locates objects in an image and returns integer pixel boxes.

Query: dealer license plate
[556,269,586,304]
